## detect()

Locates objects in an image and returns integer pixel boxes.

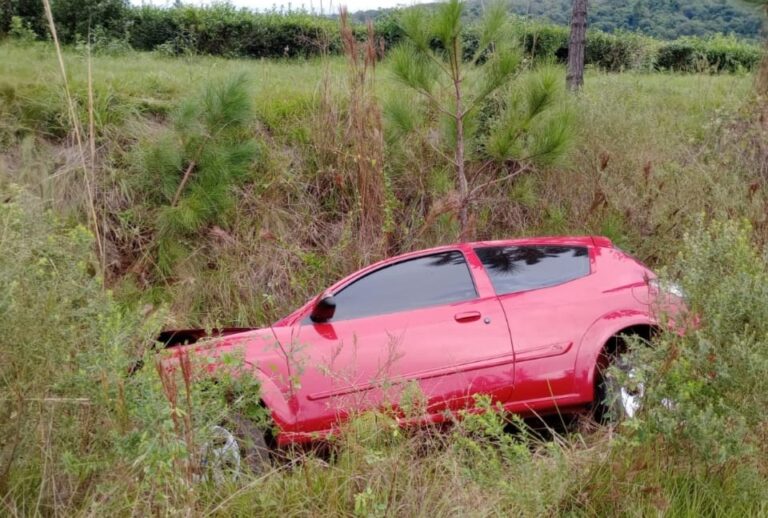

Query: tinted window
[475,245,589,295]
[331,251,477,321]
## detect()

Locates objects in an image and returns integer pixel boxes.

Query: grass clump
[0,189,264,514]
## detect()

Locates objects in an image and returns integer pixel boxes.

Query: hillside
[354,0,764,40]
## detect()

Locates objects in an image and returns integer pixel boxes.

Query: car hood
[161,325,298,380]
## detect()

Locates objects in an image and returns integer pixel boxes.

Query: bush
[8,15,36,44]
[628,219,768,464]
[131,74,260,274]
[567,219,768,515]
[656,35,760,72]
[0,189,161,508]
[128,6,344,58]
[51,0,129,44]
[585,30,657,71]
[0,188,268,512]
[0,3,760,72]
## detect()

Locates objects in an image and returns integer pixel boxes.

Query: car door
[473,244,597,409]
[292,249,515,432]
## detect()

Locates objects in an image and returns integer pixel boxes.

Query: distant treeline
[352,0,764,41]
[0,2,761,72]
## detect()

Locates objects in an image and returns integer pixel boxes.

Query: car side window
[330,251,477,321]
[475,245,589,295]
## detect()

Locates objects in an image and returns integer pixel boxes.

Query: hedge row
[511,20,760,72]
[126,6,348,58]
[2,4,762,72]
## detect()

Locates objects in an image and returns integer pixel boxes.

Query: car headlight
[649,278,685,299]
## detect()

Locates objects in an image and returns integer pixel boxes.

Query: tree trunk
[566,0,588,92]
[757,7,768,99]
[452,38,470,241]
[756,6,768,133]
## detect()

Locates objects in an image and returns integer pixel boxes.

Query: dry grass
[40,0,104,275]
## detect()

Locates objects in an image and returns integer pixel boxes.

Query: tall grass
[3,202,767,514]
[40,0,104,274]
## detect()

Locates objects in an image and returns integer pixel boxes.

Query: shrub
[8,15,36,44]
[0,188,267,512]
[628,219,768,464]
[0,189,164,508]
[585,29,657,71]
[569,218,768,515]
[128,6,344,58]
[51,0,129,44]
[656,35,760,72]
[512,20,569,62]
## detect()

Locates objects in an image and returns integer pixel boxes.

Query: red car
[163,236,678,470]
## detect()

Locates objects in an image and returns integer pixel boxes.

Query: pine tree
[135,74,258,274]
[387,0,574,240]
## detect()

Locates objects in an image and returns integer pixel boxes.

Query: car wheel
[595,354,645,423]
[199,414,270,483]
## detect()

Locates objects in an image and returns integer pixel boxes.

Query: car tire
[228,413,271,474]
[594,353,644,424]
[199,414,271,483]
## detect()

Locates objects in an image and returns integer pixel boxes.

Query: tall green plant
[135,74,258,274]
[387,0,573,240]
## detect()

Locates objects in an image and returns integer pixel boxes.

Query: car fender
[252,367,298,431]
[573,309,655,401]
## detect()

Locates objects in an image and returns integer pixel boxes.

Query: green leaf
[474,44,522,103]
[475,0,510,57]
[384,94,419,138]
[525,66,559,120]
[526,107,575,166]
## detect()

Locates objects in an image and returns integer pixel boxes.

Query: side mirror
[310,295,336,323]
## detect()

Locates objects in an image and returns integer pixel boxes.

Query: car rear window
[475,245,590,295]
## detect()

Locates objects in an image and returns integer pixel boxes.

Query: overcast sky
[136,0,433,14]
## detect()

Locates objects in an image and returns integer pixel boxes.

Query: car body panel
[161,235,672,445]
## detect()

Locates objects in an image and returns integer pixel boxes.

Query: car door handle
[454,311,481,323]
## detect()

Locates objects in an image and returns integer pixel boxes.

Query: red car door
[292,249,515,433]
[472,244,597,412]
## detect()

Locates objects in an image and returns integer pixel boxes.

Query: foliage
[628,219,768,463]
[51,0,129,44]
[2,33,768,515]
[8,15,34,43]
[0,1,761,72]
[656,33,762,72]
[0,190,268,512]
[128,5,345,58]
[566,219,768,515]
[458,0,764,41]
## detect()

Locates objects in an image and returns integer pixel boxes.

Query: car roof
[468,235,603,249]
[334,236,607,287]
[275,235,612,326]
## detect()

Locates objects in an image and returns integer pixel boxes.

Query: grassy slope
[1,43,758,325]
[2,44,767,515]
